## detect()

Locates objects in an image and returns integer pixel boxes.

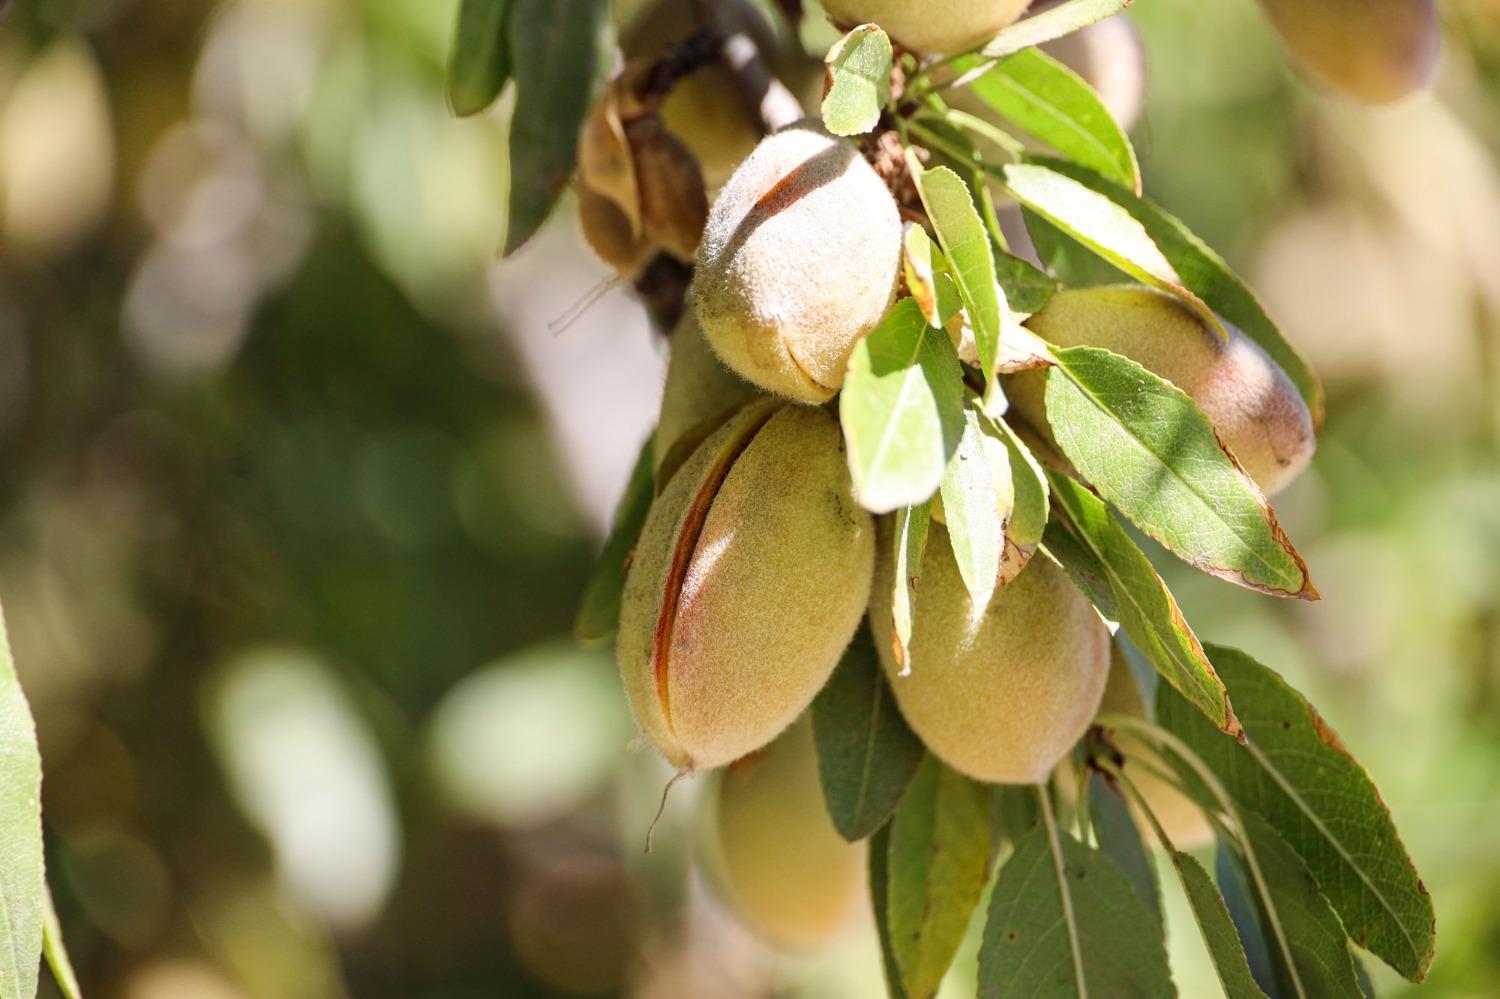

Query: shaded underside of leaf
[1048,472,1237,735]
[1173,850,1271,999]
[573,437,655,644]
[811,627,927,841]
[889,757,993,999]
[1158,645,1436,982]
[503,0,611,255]
[979,822,1174,998]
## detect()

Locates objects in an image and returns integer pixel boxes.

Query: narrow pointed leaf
[1030,156,1323,425]
[1173,851,1271,998]
[812,628,927,840]
[841,299,966,513]
[1088,772,1162,926]
[1157,646,1436,983]
[1045,348,1316,599]
[911,164,1004,381]
[1003,161,1222,332]
[890,502,931,672]
[963,49,1139,192]
[979,822,1174,997]
[1049,473,1238,734]
[995,250,1059,314]
[1218,842,1283,998]
[904,225,964,330]
[980,0,1136,59]
[503,0,612,255]
[573,439,655,644]
[888,757,993,999]
[940,404,1009,612]
[41,888,81,999]
[989,415,1048,549]
[822,24,893,136]
[870,823,912,999]
[0,606,43,999]
[448,0,514,116]
[1233,813,1365,999]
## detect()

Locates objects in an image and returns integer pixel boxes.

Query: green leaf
[1157,646,1436,983]
[822,24,893,136]
[979,820,1175,997]
[1088,773,1162,926]
[811,628,927,841]
[1048,473,1238,734]
[940,403,1010,612]
[995,250,1059,315]
[1232,813,1365,999]
[41,888,80,999]
[1217,842,1283,998]
[0,606,43,999]
[1040,518,1118,623]
[1002,161,1222,332]
[503,0,611,255]
[888,757,993,999]
[870,822,911,999]
[840,299,965,514]
[1174,851,1271,999]
[448,0,514,116]
[911,162,1004,381]
[573,439,654,645]
[979,0,1136,59]
[989,415,1048,549]
[1045,348,1316,599]
[1030,157,1323,425]
[903,225,964,329]
[963,49,1138,192]
[891,501,932,672]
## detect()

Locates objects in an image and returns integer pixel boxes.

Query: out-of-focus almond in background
[1,0,1498,996]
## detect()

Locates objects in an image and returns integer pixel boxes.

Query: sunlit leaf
[1158,646,1436,983]
[812,628,926,841]
[573,439,654,645]
[841,299,965,513]
[1003,161,1222,331]
[979,818,1175,997]
[890,501,931,672]
[888,757,993,999]
[979,0,1136,59]
[903,224,963,330]
[911,162,1004,380]
[448,0,514,116]
[939,403,1009,613]
[1048,473,1237,734]
[1045,348,1316,599]
[822,24,893,136]
[0,606,43,999]
[963,49,1138,192]
[1030,156,1323,425]
[503,0,612,255]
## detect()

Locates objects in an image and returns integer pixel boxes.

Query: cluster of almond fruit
[566,0,1440,951]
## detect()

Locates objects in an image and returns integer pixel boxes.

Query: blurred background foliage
[0,0,1498,995]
